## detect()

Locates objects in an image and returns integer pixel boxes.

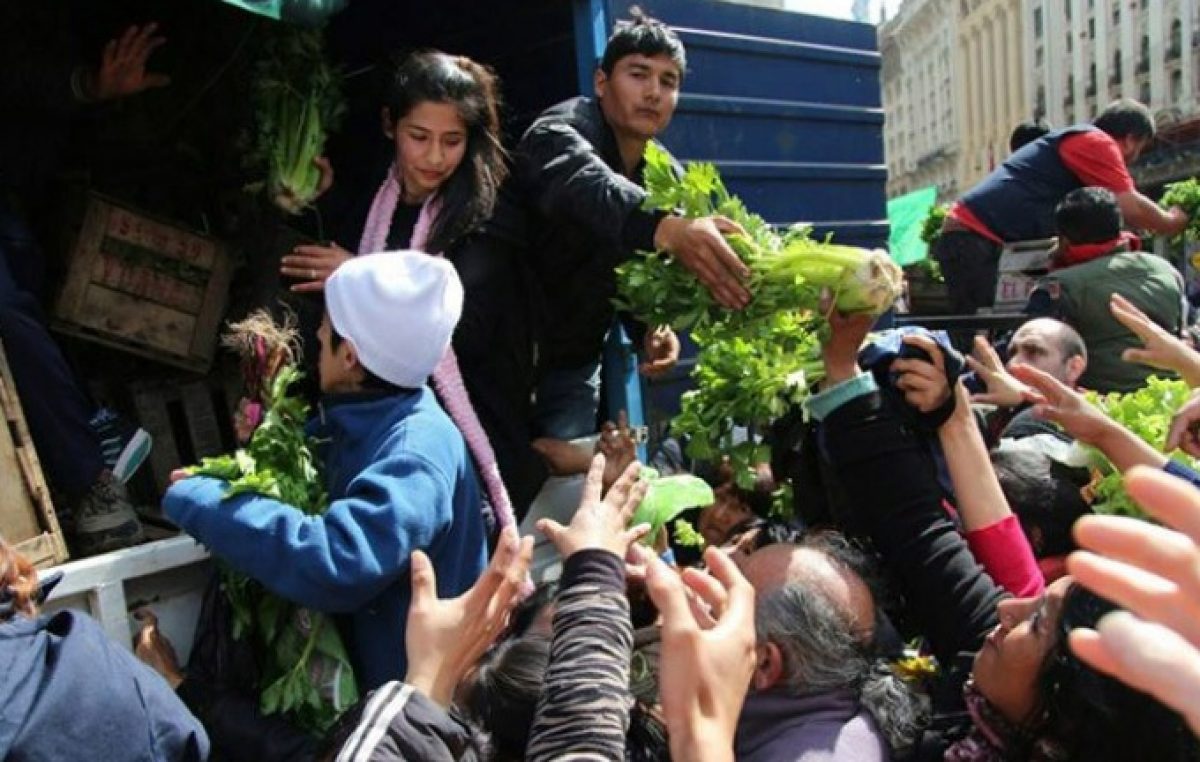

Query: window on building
[1037,85,1047,114]
[1173,69,1183,102]
[1065,0,1071,20]
[1171,19,1183,58]
[1140,80,1151,103]
[1067,32,1073,52]
[1036,46,1044,66]
[1112,4,1119,26]
[1141,35,1151,71]
[1112,50,1123,84]
[1088,18,1095,38]
[1089,63,1097,92]
[1034,7,1044,36]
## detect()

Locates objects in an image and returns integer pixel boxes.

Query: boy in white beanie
[163,252,488,691]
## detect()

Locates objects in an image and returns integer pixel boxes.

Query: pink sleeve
[966,515,1045,598]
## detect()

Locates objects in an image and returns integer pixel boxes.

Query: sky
[783,0,903,23]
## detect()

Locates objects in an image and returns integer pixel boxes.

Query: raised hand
[645,547,756,762]
[90,23,170,101]
[967,335,1030,407]
[537,454,650,559]
[1068,466,1200,735]
[404,526,534,706]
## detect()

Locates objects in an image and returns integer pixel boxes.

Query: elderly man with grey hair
[734,532,922,762]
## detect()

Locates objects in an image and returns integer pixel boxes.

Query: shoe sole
[114,429,152,485]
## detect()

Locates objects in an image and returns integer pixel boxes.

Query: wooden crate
[131,375,239,498]
[53,194,233,373]
[0,338,69,569]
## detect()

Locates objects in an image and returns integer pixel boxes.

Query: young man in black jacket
[515,11,751,440]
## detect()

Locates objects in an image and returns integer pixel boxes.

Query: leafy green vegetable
[1083,377,1199,519]
[672,518,707,548]
[189,363,357,732]
[615,143,902,494]
[248,26,345,215]
[632,471,715,545]
[1161,178,1200,244]
[919,204,949,246]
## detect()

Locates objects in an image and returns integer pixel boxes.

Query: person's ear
[381,107,395,139]
[1065,354,1086,387]
[594,67,608,99]
[752,642,784,692]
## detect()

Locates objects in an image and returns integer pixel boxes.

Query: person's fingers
[891,358,944,384]
[486,531,532,618]
[1072,514,1194,572]
[1166,407,1200,452]
[646,555,698,634]
[1120,347,1161,367]
[102,37,119,68]
[901,334,945,371]
[1068,550,1200,644]
[409,549,437,607]
[289,280,326,294]
[116,25,139,56]
[972,335,1003,369]
[1068,627,1124,678]
[617,409,629,431]
[137,35,168,63]
[1110,294,1158,336]
[536,517,566,546]
[1009,362,1069,403]
[964,355,993,378]
[701,546,754,625]
[622,523,652,549]
[681,567,729,620]
[607,459,643,509]
[1072,612,1200,736]
[1125,466,1200,543]
[581,453,606,506]
[712,215,749,239]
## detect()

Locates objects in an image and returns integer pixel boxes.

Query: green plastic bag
[887,186,939,266]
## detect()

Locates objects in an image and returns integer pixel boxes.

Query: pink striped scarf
[358,164,516,537]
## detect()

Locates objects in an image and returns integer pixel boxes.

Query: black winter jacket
[514,97,669,370]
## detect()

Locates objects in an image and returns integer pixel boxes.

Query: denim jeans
[533,359,603,440]
[0,198,102,499]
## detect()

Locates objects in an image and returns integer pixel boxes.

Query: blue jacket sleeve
[163,450,454,613]
[1164,459,1200,491]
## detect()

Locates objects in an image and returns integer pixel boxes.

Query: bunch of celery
[249,26,345,215]
[189,312,357,732]
[615,144,901,500]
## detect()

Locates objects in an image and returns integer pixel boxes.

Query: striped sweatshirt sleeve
[526,549,632,761]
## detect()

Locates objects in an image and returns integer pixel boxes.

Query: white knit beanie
[325,251,463,388]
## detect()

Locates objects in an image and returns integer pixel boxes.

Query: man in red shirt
[934,99,1187,319]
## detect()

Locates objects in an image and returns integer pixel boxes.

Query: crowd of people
[5,5,1200,762]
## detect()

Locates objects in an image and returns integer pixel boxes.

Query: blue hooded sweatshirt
[163,387,487,691]
[0,608,209,761]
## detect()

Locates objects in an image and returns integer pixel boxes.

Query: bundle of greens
[1161,179,1200,243]
[248,26,345,215]
[189,311,357,732]
[1081,376,1198,519]
[919,203,949,246]
[630,467,715,547]
[615,144,901,499]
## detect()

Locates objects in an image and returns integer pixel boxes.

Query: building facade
[879,0,961,199]
[1026,0,1200,188]
[957,0,1029,189]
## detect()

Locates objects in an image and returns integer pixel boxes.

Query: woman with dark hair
[811,310,1197,761]
[0,536,209,761]
[280,49,545,524]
